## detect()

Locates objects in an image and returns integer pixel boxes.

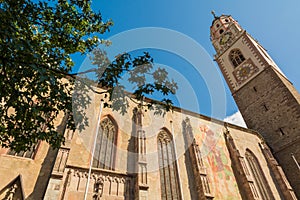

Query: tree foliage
[0,0,177,152]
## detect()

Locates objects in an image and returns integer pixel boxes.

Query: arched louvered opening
[229,49,245,67]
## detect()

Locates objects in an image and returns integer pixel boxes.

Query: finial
[211,10,217,19]
[224,122,230,136]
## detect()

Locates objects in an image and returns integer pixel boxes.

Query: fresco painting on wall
[194,124,240,199]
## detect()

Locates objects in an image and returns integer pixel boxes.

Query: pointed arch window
[157,130,181,200]
[229,49,245,67]
[245,150,274,200]
[92,117,117,170]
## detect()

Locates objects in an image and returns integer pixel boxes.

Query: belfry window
[92,117,117,170]
[229,49,246,67]
[157,130,181,200]
[245,149,274,200]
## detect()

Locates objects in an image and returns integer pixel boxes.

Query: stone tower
[210,12,300,197]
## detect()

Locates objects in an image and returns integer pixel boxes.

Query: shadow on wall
[182,118,199,200]
[27,115,68,199]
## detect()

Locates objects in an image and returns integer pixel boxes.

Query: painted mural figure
[199,125,236,198]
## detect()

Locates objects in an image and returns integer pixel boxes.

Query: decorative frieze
[60,167,131,199]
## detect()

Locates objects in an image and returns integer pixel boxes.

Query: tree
[0,0,177,152]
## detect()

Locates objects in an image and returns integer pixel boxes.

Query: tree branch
[27,62,108,95]
[69,68,98,76]
[74,76,108,95]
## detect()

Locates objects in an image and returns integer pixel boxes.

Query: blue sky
[74,0,300,120]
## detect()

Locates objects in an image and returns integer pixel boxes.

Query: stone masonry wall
[233,66,300,197]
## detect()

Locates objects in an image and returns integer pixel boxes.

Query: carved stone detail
[157,130,171,143]
[223,125,256,200]
[63,167,132,199]
[182,118,213,199]
[53,148,69,175]
[93,177,104,200]
[5,184,18,200]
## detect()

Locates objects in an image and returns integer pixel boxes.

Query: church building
[0,13,299,200]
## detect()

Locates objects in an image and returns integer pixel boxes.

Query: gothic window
[245,149,274,200]
[93,117,117,170]
[229,49,245,67]
[7,143,39,159]
[157,130,181,200]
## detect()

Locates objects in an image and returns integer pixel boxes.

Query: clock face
[237,65,251,78]
[234,62,258,83]
[219,32,232,45]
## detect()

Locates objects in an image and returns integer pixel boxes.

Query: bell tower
[210,12,300,197]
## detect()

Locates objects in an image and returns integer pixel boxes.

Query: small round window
[216,24,220,28]
[225,19,229,22]
[219,29,224,34]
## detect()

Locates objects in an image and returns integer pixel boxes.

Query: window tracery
[245,149,274,200]
[229,49,245,67]
[93,117,117,170]
[157,130,181,200]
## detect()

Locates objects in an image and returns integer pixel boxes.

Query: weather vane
[211,10,217,18]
